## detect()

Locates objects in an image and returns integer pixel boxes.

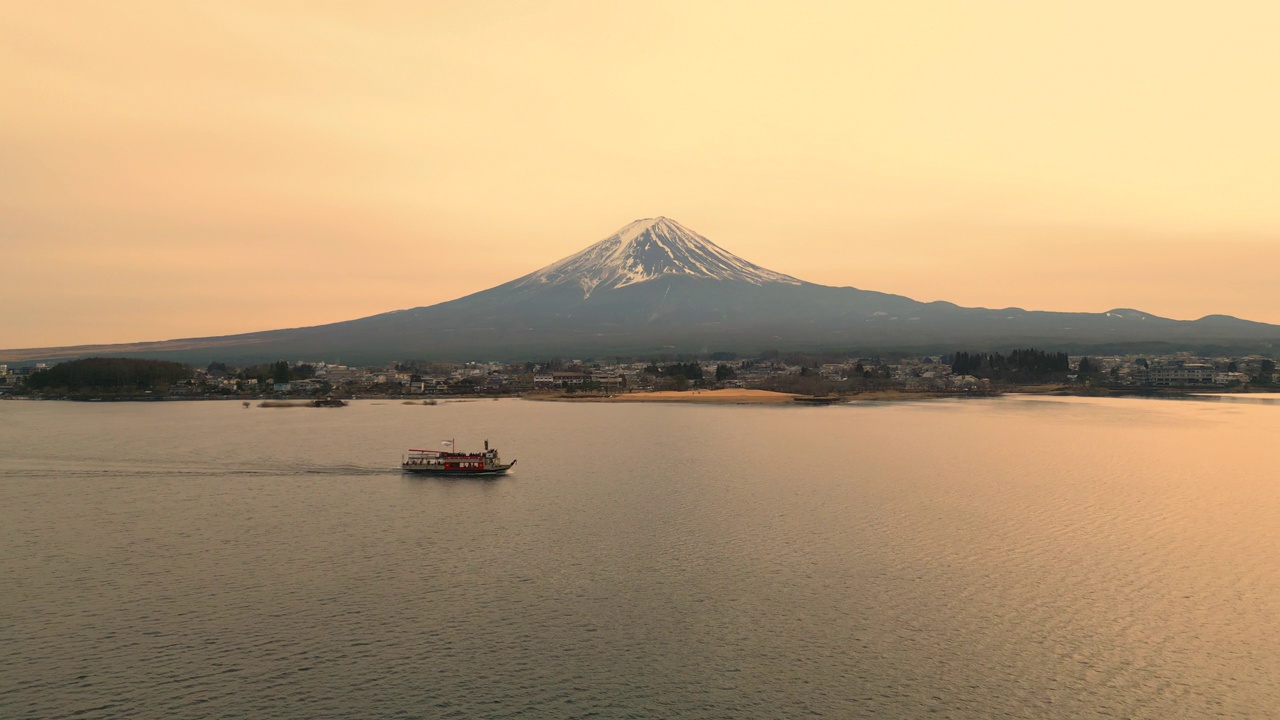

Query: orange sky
[3,2,1279,349]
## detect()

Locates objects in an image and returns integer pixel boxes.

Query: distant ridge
[3,217,1279,364]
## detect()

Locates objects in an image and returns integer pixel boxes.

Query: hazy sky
[3,2,1279,349]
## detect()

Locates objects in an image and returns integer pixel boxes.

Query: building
[590,371,624,388]
[1148,364,1214,386]
[533,371,588,388]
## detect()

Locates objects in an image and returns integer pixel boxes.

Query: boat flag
[441,440,453,447]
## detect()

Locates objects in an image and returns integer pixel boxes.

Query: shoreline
[522,385,1280,405]
[524,389,797,404]
[522,388,982,405]
[4,386,1276,404]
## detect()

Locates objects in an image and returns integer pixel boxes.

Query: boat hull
[401,461,515,477]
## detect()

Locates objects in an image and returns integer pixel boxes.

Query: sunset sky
[3,2,1279,349]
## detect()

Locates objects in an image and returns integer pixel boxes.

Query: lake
[2,395,1278,719]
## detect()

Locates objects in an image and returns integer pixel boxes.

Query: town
[2,350,1275,400]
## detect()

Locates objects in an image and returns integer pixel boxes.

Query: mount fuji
[4,217,1279,363]
[510,217,804,296]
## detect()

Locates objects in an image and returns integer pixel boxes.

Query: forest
[24,357,191,391]
[947,349,1071,381]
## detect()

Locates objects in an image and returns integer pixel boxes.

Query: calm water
[2,395,1278,719]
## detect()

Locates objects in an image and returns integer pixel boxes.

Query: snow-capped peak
[512,217,802,298]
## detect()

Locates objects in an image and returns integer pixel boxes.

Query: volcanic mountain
[4,217,1279,363]
[511,217,804,295]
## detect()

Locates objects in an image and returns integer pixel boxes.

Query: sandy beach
[522,388,969,404]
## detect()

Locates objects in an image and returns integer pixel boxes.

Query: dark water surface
[2,395,1278,719]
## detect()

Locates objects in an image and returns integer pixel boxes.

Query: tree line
[947,349,1070,380]
[25,357,191,391]
[643,362,704,381]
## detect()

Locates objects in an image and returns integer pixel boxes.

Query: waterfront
[3,396,1278,718]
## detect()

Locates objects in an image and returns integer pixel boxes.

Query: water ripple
[2,397,1278,718]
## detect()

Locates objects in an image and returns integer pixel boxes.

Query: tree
[715,364,736,382]
[272,361,291,385]
[1257,359,1276,384]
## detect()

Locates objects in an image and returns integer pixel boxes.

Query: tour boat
[402,439,516,476]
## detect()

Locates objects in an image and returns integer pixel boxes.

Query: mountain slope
[3,217,1279,363]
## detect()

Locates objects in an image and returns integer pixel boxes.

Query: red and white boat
[402,439,516,477]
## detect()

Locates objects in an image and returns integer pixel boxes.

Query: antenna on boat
[485,439,489,451]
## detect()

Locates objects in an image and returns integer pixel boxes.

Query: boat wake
[0,465,401,480]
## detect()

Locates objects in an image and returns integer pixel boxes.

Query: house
[819,364,847,381]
